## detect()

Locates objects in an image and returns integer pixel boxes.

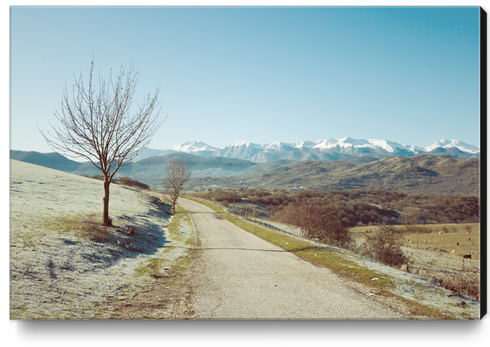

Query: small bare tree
[361,223,409,267]
[41,61,163,226]
[164,159,191,214]
[399,207,419,233]
[399,208,420,247]
[274,199,353,249]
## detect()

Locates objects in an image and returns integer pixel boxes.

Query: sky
[9,5,482,153]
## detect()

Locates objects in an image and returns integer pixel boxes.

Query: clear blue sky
[10,6,481,152]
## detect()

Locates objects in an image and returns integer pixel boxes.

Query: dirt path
[178,198,407,320]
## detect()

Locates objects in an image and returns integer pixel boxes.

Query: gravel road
[178,198,407,320]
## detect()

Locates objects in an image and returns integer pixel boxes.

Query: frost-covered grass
[10,160,196,320]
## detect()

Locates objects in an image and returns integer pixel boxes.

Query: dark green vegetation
[188,187,480,227]
[188,155,479,196]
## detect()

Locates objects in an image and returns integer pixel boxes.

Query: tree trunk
[103,176,111,226]
[172,196,177,215]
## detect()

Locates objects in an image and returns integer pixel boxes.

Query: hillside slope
[10,150,479,195]
[10,150,297,187]
[10,150,81,172]
[9,159,194,319]
[187,155,480,196]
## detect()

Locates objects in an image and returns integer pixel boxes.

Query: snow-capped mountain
[292,140,315,149]
[265,141,295,151]
[214,141,266,160]
[425,139,480,154]
[139,138,479,163]
[134,141,218,161]
[168,141,218,153]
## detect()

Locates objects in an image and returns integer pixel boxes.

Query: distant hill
[127,154,296,187]
[9,150,296,188]
[10,150,81,172]
[186,155,480,196]
[10,150,479,195]
[337,156,380,164]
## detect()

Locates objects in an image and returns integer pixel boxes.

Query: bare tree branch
[40,60,163,225]
[164,159,191,214]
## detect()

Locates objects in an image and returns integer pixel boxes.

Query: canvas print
[10,6,483,320]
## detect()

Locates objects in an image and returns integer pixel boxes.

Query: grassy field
[350,223,481,260]
[350,222,481,303]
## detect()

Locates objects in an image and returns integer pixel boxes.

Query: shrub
[116,176,150,190]
[433,273,480,301]
[87,174,105,181]
[150,196,163,204]
[361,224,408,267]
[274,200,354,250]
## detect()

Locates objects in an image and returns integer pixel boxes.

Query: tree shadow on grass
[55,198,174,271]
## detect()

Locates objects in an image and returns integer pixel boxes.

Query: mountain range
[134,138,480,162]
[10,137,480,195]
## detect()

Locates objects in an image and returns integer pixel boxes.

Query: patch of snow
[265,141,294,151]
[292,140,315,149]
[168,141,218,153]
[312,138,342,149]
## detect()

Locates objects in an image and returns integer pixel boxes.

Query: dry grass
[434,272,480,302]
[41,213,113,243]
[352,223,481,302]
[79,218,111,242]
[111,203,198,319]
[351,224,480,258]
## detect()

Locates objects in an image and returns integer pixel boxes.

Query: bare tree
[274,199,353,249]
[399,208,419,232]
[41,61,163,226]
[361,223,409,267]
[164,159,191,214]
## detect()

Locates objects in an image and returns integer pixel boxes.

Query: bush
[87,174,105,181]
[116,176,150,190]
[189,188,480,226]
[274,200,354,250]
[433,273,480,301]
[361,224,408,267]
